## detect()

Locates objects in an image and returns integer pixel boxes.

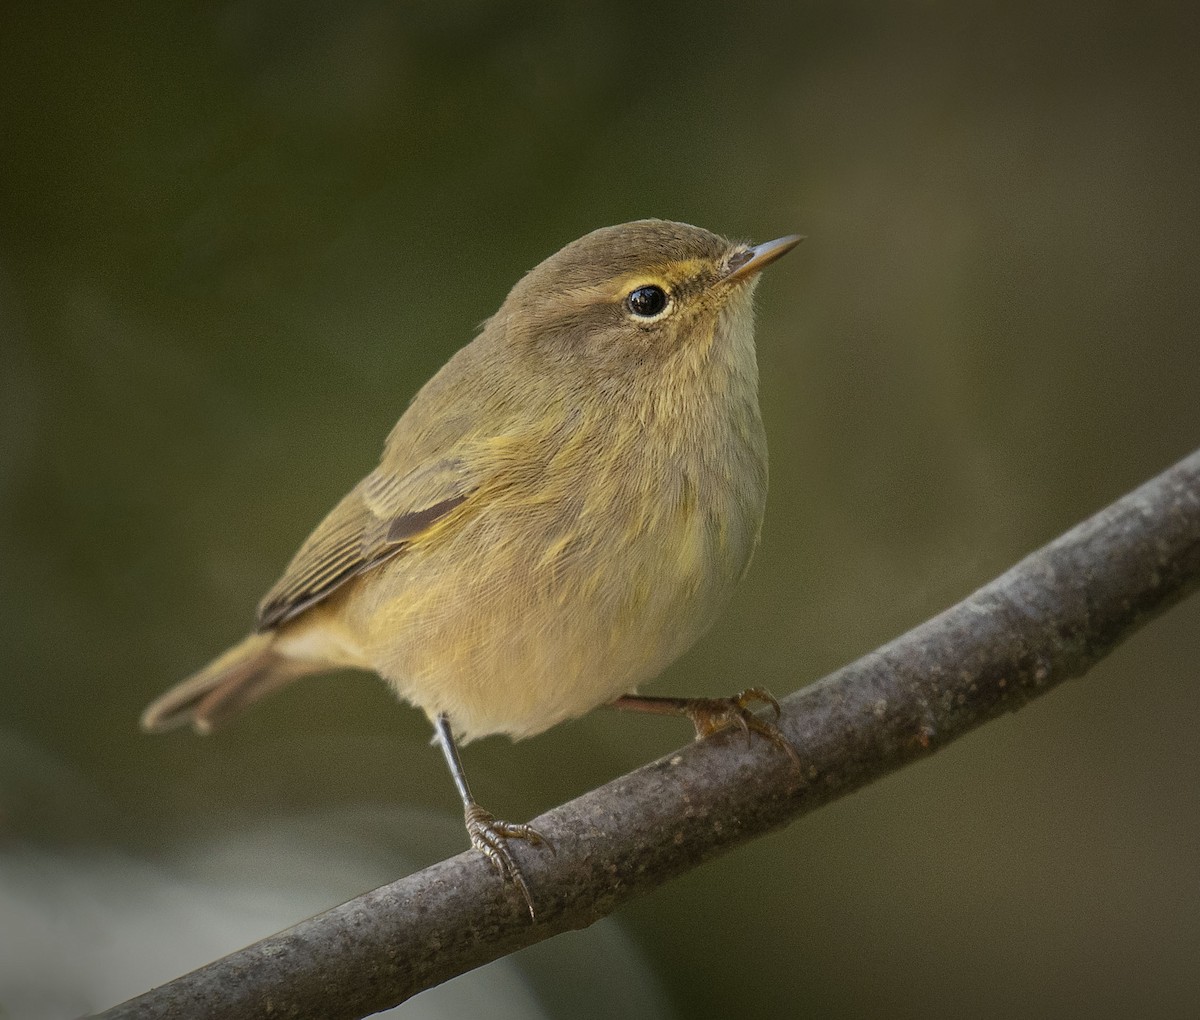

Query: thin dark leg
[610,693,741,718]
[433,712,475,808]
[431,713,553,920]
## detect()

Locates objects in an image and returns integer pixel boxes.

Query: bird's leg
[432,713,553,920]
[609,687,801,768]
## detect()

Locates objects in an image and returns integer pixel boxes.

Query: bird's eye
[626,285,669,319]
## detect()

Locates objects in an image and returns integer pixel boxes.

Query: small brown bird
[142,219,801,915]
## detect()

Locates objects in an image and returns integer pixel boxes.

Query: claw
[464,803,554,920]
[683,687,802,770]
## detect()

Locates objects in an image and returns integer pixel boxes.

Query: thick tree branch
[95,449,1200,1020]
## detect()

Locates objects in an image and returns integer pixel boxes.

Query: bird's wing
[255,454,479,631]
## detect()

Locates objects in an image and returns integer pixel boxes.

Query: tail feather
[141,632,303,735]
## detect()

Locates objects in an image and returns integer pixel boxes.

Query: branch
[95,449,1200,1020]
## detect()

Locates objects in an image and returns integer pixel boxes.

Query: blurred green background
[3,1,1199,1017]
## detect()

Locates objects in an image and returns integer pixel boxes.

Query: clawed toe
[684,687,801,769]
[465,803,554,920]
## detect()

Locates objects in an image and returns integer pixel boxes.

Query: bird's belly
[347,489,761,742]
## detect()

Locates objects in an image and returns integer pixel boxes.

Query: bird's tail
[140,631,310,735]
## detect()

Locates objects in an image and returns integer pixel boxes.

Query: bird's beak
[723,234,805,283]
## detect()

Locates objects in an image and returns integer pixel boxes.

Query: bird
[141,218,802,916]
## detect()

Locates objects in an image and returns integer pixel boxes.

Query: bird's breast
[352,378,768,742]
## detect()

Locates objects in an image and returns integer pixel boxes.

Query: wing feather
[254,331,545,632]
[255,459,477,631]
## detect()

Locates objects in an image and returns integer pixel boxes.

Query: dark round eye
[626,285,669,318]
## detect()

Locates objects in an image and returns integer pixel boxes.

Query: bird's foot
[464,802,554,920]
[682,687,801,768]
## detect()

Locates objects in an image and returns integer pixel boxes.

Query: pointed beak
[723,233,805,283]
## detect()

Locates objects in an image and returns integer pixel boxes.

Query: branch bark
[95,448,1200,1020]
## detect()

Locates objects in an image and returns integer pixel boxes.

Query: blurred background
[2,1,1199,1017]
